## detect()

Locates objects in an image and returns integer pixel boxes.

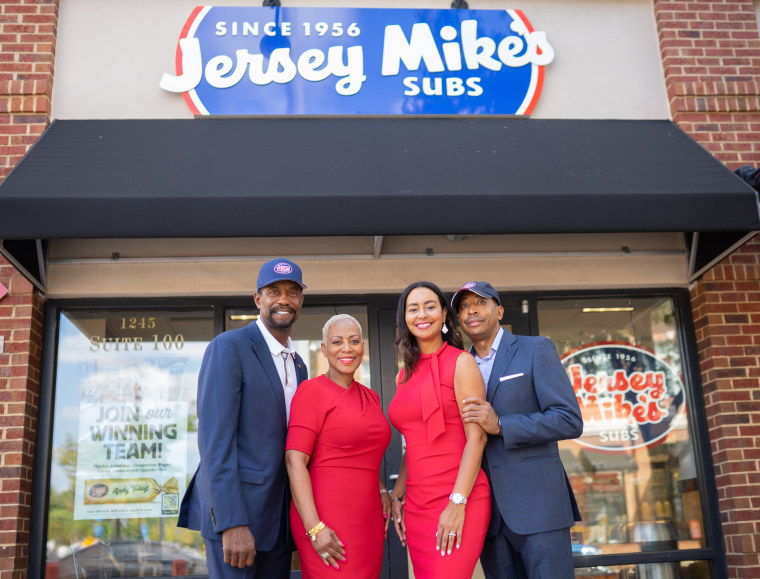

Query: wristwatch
[497,417,502,436]
[449,492,467,505]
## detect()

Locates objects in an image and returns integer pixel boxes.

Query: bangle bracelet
[306,521,325,541]
[380,489,389,495]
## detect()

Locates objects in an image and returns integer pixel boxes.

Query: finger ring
[321,552,329,559]
[448,532,457,536]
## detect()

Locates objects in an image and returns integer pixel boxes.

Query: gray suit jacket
[178,322,308,549]
[481,330,583,536]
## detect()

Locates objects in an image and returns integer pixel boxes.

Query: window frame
[531,288,726,577]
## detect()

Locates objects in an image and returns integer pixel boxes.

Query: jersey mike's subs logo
[560,342,686,453]
[159,7,554,116]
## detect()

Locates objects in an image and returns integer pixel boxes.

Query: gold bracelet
[306,521,325,541]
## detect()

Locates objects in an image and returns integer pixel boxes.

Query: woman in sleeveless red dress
[286,314,392,578]
[388,282,491,578]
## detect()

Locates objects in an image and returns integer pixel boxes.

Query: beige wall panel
[45,254,688,299]
[48,233,684,260]
[52,0,668,120]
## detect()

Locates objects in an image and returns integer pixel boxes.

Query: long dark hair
[395,281,463,383]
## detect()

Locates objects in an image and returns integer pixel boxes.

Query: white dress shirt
[256,318,297,422]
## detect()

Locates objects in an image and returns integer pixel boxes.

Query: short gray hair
[322,314,363,344]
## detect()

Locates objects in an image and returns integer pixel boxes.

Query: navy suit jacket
[481,330,583,536]
[178,322,308,549]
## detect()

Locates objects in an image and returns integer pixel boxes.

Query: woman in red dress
[388,282,491,578]
[286,314,392,578]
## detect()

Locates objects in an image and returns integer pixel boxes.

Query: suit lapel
[486,331,519,404]
[247,323,288,429]
[294,353,308,385]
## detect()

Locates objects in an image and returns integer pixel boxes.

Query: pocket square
[500,372,525,382]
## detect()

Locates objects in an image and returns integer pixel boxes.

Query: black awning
[0,118,758,286]
[0,118,758,238]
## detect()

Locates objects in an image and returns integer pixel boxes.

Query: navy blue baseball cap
[257,258,307,292]
[451,281,501,311]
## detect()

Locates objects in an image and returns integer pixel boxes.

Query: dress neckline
[322,373,355,390]
[419,341,448,359]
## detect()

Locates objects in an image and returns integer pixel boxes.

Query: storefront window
[575,560,710,578]
[538,297,706,565]
[46,309,214,578]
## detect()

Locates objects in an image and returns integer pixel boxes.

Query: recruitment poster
[73,359,189,520]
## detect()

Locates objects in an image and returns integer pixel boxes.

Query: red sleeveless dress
[388,342,490,578]
[287,375,391,578]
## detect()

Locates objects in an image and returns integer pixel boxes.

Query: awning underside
[0,118,758,284]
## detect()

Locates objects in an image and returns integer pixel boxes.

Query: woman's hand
[436,502,465,556]
[391,497,407,546]
[381,491,392,537]
[311,526,345,569]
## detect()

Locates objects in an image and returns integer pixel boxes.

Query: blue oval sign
[159,7,554,116]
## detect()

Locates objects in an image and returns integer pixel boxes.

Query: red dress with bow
[388,342,490,578]
[287,375,391,578]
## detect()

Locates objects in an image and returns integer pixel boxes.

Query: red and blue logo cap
[257,258,306,292]
[451,281,501,311]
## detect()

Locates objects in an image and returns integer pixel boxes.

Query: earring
[442,323,449,335]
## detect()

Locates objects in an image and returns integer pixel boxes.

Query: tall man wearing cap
[178,259,309,579]
[452,281,583,579]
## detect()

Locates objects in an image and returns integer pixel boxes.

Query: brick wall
[0,0,56,179]
[0,1,56,578]
[689,237,760,577]
[654,0,760,576]
[0,255,44,579]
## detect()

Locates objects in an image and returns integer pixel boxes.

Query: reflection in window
[46,310,214,578]
[538,298,706,561]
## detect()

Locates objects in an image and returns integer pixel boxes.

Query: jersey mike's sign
[561,342,686,453]
[159,7,554,116]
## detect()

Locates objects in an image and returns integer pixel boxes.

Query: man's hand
[461,397,500,435]
[222,525,256,569]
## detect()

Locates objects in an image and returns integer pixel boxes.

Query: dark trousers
[204,507,291,579]
[480,517,574,579]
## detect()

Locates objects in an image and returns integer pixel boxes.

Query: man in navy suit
[454,281,583,579]
[178,258,309,578]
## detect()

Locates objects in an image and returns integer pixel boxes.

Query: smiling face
[456,290,503,344]
[404,286,446,345]
[321,318,364,381]
[254,280,304,335]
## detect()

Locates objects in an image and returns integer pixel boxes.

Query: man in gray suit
[453,281,583,579]
[178,258,309,578]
